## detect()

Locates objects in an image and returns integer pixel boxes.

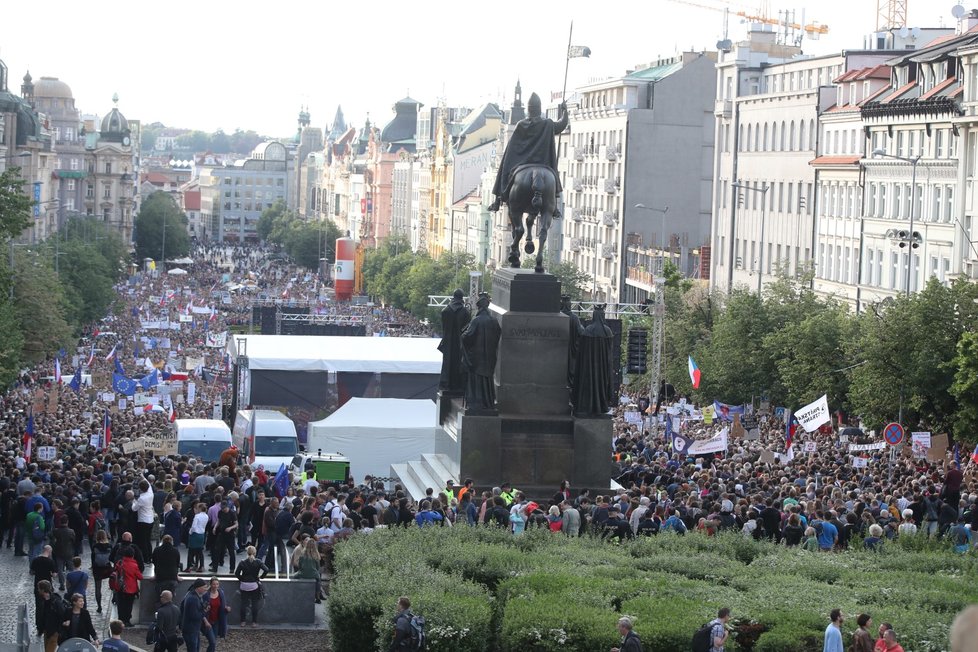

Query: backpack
[93,548,112,569]
[94,514,109,534]
[691,623,713,652]
[109,559,127,593]
[408,613,426,651]
[30,519,45,543]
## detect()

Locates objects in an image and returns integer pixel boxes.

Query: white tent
[306,398,438,481]
[167,268,188,276]
[226,334,440,373]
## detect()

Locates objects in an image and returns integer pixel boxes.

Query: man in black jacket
[611,616,643,652]
[389,596,415,651]
[153,590,181,652]
[36,580,66,650]
[110,532,145,572]
[151,535,181,601]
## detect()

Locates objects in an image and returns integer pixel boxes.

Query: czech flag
[54,357,62,384]
[168,403,177,424]
[785,412,798,461]
[688,356,701,389]
[22,410,34,463]
[104,344,118,362]
[102,410,111,449]
[971,443,978,465]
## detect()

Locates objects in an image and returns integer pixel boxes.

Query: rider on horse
[489,92,568,217]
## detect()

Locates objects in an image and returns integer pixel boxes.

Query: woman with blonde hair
[294,538,323,603]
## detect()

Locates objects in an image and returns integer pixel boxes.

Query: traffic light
[626,328,648,374]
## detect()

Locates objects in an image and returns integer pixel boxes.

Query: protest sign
[745,427,760,441]
[848,441,886,452]
[70,428,81,437]
[118,399,127,411]
[927,433,949,463]
[37,446,57,462]
[46,393,58,415]
[688,428,729,455]
[911,432,931,458]
[185,356,204,371]
[702,405,715,425]
[796,395,830,433]
[102,392,114,402]
[213,398,223,421]
[147,434,177,455]
[624,411,642,425]
[852,456,869,468]
[123,439,146,454]
[205,331,228,348]
[804,441,817,453]
[731,413,745,438]
[759,450,777,465]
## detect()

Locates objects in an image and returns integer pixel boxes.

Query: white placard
[187,382,196,405]
[849,442,886,452]
[70,429,81,437]
[118,399,127,411]
[102,392,115,402]
[37,446,57,462]
[852,456,868,468]
[795,394,831,433]
[911,432,931,458]
[803,441,817,453]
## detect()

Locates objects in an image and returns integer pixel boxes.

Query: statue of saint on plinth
[437,288,470,393]
[571,304,615,416]
[461,292,501,412]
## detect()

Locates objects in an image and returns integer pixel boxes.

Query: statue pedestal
[490,268,569,416]
[442,268,612,499]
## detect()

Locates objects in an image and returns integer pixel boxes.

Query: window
[890,252,898,290]
[103,208,111,221]
[931,255,939,279]
[866,249,875,284]
[932,186,942,222]
[879,184,887,218]
[844,247,851,283]
[936,129,945,158]
[876,249,883,286]
[104,162,111,175]
[86,184,93,198]
[70,158,79,170]
[943,185,953,223]
[897,131,905,157]
[103,185,111,199]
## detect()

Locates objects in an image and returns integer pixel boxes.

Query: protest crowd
[0,243,976,652]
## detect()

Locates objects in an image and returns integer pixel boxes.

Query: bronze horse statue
[506,164,557,273]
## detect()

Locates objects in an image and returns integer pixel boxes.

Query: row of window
[818,245,951,289]
[865,181,955,223]
[870,128,956,160]
[222,177,285,186]
[739,118,817,153]
[719,180,814,216]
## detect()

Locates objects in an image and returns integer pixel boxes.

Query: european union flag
[68,367,82,393]
[114,357,126,376]
[272,463,289,499]
[112,373,137,396]
[137,369,159,391]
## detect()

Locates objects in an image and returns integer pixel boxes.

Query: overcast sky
[0,0,956,138]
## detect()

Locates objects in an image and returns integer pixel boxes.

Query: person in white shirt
[898,509,918,537]
[132,480,155,559]
[330,499,347,530]
[188,505,210,572]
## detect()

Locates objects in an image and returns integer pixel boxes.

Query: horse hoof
[535,266,544,273]
[524,242,535,254]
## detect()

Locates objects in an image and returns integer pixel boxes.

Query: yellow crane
[663,0,829,43]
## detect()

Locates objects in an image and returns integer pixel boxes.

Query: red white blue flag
[688,356,701,389]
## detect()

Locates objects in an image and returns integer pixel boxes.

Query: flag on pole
[567,45,592,58]
[68,367,82,393]
[85,344,96,367]
[687,356,701,389]
[971,443,978,465]
[54,357,62,384]
[104,344,118,362]
[785,412,798,461]
[22,409,34,463]
[954,443,961,469]
[103,410,111,449]
[272,463,289,499]
[114,356,126,376]
[168,403,177,423]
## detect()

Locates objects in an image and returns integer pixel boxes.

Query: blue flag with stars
[112,373,138,396]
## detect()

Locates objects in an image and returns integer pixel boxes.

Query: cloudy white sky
[0,0,956,138]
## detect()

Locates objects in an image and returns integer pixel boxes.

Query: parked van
[232,409,299,473]
[174,419,232,462]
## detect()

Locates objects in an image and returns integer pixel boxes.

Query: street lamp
[731,182,770,297]
[872,148,922,297]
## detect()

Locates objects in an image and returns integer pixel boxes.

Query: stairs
[391,453,458,502]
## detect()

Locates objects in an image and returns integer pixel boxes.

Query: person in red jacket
[218,446,238,474]
[113,548,143,627]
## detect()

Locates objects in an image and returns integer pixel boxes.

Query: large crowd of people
[1,243,975,652]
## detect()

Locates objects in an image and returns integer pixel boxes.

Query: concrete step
[390,463,425,503]
[421,453,456,485]
[407,459,442,497]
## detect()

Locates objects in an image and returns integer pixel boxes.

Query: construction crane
[664,0,829,45]
[877,0,908,31]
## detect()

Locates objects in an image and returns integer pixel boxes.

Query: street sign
[883,422,904,447]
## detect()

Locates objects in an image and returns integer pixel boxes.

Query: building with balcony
[560,52,717,303]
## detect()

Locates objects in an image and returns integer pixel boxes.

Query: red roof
[880,80,917,103]
[861,85,892,104]
[143,172,171,185]
[919,77,956,100]
[833,69,861,83]
[809,155,862,167]
[855,65,890,81]
[183,190,201,211]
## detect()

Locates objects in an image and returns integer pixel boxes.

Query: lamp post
[731,182,770,297]
[872,148,922,298]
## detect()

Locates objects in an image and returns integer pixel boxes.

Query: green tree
[11,248,72,361]
[257,200,287,241]
[57,238,116,325]
[950,331,978,445]
[134,191,190,262]
[0,167,34,240]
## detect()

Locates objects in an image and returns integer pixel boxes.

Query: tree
[134,191,190,261]
[11,248,72,361]
[257,200,287,241]
[0,167,34,241]
[950,331,978,445]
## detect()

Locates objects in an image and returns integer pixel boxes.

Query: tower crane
[876,0,908,31]
[663,0,829,46]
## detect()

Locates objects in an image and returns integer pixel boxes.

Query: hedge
[328,526,975,651]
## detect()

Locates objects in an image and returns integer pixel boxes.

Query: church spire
[510,78,525,125]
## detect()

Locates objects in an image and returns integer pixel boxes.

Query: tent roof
[227,334,441,373]
[309,397,436,430]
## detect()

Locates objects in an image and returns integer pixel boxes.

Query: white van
[232,409,299,472]
[174,419,232,463]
